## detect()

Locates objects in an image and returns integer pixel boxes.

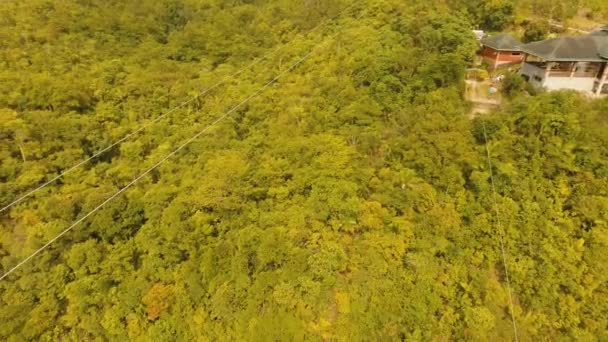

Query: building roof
[520,35,608,62]
[600,44,608,59]
[481,33,522,51]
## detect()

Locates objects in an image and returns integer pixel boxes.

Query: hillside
[1,0,608,340]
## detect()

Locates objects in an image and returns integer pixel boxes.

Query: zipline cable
[481,121,520,342]
[0,11,361,281]
[0,1,360,214]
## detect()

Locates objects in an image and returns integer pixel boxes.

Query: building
[519,29,608,95]
[480,33,524,69]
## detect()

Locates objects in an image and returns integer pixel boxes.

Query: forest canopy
[1,0,608,340]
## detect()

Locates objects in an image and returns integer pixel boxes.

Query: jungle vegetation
[1,0,607,340]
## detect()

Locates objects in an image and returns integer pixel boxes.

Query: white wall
[544,77,596,92]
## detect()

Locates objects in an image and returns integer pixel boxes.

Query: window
[511,52,521,56]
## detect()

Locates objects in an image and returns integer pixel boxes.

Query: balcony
[523,61,601,78]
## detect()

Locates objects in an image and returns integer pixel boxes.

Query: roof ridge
[549,37,567,60]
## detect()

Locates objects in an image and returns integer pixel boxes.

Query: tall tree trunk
[19,145,26,162]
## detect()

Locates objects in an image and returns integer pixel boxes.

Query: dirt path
[465,79,502,118]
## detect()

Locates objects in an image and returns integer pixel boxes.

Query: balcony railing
[525,61,601,78]
[548,70,571,77]
[573,71,600,78]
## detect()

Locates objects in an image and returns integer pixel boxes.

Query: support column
[543,61,552,86]
[569,62,576,78]
[596,62,608,95]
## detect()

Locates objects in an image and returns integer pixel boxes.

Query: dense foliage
[1,0,607,340]
[450,0,608,30]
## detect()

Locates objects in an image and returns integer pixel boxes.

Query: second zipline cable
[481,121,519,342]
[0,10,363,281]
[0,1,361,214]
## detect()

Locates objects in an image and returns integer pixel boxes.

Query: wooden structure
[480,34,524,69]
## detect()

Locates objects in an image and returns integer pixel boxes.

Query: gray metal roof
[480,33,522,51]
[520,35,608,62]
[600,44,608,59]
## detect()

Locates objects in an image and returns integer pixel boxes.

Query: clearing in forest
[465,78,502,117]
